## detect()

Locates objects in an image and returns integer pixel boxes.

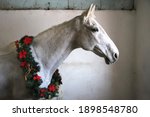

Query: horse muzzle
[93,45,119,64]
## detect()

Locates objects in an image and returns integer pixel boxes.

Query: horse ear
[91,5,96,16]
[82,4,96,21]
[86,4,94,18]
[83,4,96,24]
[82,4,93,17]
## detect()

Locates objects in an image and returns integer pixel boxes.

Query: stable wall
[136,0,150,99]
[0,10,135,99]
[0,0,134,10]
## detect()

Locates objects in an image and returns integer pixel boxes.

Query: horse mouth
[93,46,110,65]
[104,57,110,64]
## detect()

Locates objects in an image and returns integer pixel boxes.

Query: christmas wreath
[15,36,62,99]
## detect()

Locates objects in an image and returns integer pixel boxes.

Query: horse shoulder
[0,46,31,99]
[0,42,16,55]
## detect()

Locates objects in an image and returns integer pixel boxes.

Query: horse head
[76,4,119,64]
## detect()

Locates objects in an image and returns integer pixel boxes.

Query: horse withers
[0,4,119,99]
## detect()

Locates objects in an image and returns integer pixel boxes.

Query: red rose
[20,61,27,67]
[48,84,56,92]
[23,37,32,45]
[19,50,27,59]
[33,74,41,81]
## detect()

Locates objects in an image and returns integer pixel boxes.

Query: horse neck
[31,17,80,83]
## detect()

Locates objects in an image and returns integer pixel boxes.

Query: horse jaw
[93,38,119,64]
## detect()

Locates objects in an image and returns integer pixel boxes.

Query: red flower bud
[48,84,56,92]
[40,93,44,97]
[23,37,32,45]
[39,88,47,97]
[20,61,27,68]
[33,74,41,81]
[15,40,19,48]
[40,88,47,93]
[19,50,27,59]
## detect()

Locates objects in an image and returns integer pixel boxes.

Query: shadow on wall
[103,11,136,100]
[136,0,150,99]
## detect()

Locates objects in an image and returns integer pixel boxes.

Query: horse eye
[91,27,99,32]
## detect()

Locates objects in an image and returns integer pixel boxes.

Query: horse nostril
[113,53,118,59]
